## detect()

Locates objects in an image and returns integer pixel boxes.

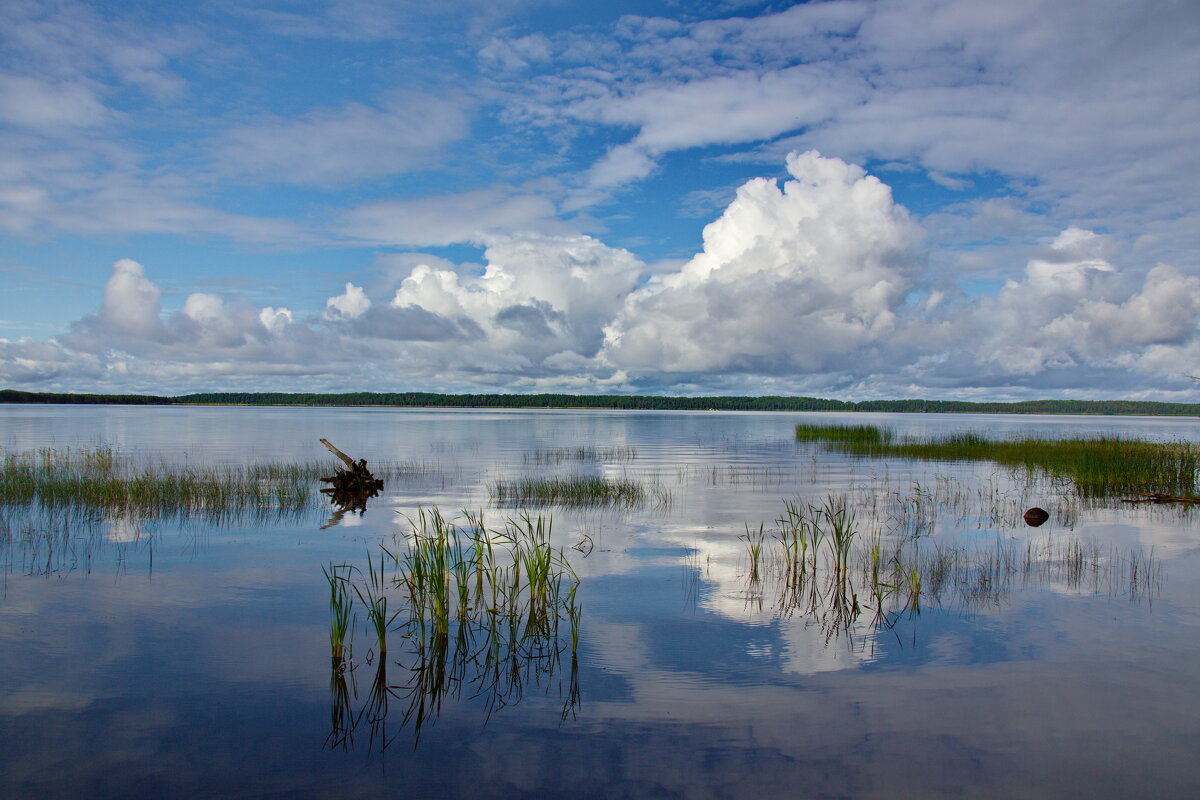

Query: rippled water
[1,405,1198,798]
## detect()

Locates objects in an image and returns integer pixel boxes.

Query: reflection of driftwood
[1122,492,1200,505]
[320,438,384,516]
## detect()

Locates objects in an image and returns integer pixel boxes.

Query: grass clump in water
[327,508,582,744]
[1,447,326,518]
[490,475,650,508]
[795,424,1199,498]
[795,424,895,449]
[0,446,423,521]
[740,494,1163,642]
[323,563,356,664]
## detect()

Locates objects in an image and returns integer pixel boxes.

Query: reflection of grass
[490,476,654,508]
[796,424,1200,497]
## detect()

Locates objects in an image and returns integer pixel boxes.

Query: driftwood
[1121,492,1200,505]
[319,438,384,514]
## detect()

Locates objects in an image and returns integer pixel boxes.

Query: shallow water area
[2,405,1199,798]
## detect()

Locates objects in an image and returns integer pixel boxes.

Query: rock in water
[1023,507,1050,527]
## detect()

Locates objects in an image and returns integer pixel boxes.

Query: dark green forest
[3,389,1199,416]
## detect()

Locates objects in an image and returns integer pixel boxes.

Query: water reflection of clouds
[1079,510,1200,556]
[104,514,144,543]
[4,408,1199,796]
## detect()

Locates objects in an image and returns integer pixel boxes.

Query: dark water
[1,405,1198,798]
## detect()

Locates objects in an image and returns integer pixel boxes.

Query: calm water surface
[1,405,1199,798]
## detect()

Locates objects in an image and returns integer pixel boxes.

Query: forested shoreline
[3,389,1199,416]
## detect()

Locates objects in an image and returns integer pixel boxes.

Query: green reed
[796,424,1200,498]
[795,423,895,448]
[1,446,425,522]
[741,522,766,583]
[323,563,355,664]
[490,476,650,508]
[353,550,398,657]
[1,447,327,516]
[331,508,582,741]
[742,494,1163,644]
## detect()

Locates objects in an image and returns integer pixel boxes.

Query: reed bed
[739,494,1163,642]
[490,475,656,508]
[325,508,582,743]
[796,424,1200,498]
[0,447,323,515]
[0,446,424,521]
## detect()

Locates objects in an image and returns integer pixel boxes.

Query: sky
[2,0,1199,401]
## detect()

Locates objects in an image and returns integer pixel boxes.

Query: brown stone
[1023,507,1050,527]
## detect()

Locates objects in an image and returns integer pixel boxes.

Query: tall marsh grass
[326,508,583,744]
[0,447,323,517]
[490,475,663,508]
[796,424,1200,498]
[739,494,1163,643]
[0,446,421,522]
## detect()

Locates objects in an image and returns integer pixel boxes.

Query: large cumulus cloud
[941,230,1200,384]
[3,152,1199,399]
[599,151,923,375]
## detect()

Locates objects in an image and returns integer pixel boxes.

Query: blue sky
[2,0,1200,400]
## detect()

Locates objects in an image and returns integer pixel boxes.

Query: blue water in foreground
[1,405,1198,798]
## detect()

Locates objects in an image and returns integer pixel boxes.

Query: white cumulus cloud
[4,153,1200,399]
[600,151,922,374]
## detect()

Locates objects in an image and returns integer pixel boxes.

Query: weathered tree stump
[319,438,384,514]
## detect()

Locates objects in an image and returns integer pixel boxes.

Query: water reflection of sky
[2,406,1199,797]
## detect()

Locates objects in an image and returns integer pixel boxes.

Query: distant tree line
[0,389,172,405]
[4,388,1200,416]
[174,392,854,411]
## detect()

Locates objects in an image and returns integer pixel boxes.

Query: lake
[1,404,1198,798]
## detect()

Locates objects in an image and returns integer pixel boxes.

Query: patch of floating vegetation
[523,446,637,465]
[733,495,1163,643]
[796,423,1200,498]
[490,475,667,508]
[324,508,581,749]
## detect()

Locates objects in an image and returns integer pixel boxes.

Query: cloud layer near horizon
[4,152,1197,400]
